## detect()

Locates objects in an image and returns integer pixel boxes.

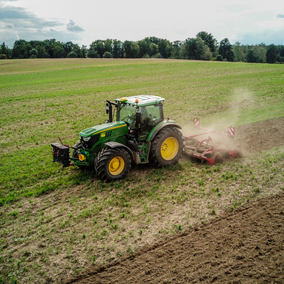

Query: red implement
[184,118,237,165]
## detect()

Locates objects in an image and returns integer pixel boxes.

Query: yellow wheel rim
[161,137,179,160]
[108,156,125,175]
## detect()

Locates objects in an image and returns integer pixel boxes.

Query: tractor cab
[113,95,165,141]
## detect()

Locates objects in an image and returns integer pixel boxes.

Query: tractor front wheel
[71,140,88,168]
[95,148,131,181]
[150,127,183,167]
[71,140,82,159]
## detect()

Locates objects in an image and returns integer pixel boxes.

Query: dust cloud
[181,88,255,160]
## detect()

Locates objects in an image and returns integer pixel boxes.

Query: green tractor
[51,95,183,181]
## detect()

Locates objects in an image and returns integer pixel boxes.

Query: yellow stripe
[92,124,126,136]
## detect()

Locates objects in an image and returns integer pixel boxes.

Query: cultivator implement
[184,117,237,164]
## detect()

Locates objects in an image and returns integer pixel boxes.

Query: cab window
[140,104,163,126]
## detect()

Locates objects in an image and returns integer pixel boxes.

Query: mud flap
[51,143,70,167]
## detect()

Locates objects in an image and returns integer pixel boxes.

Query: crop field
[0,58,284,283]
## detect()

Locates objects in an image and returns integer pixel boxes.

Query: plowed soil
[65,117,284,284]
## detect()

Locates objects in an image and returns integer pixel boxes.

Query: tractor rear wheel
[150,127,183,167]
[95,148,131,181]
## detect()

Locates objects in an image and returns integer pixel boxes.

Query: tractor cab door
[138,104,164,141]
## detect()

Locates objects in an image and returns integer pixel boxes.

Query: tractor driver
[140,106,151,132]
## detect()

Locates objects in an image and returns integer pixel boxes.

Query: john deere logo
[105,130,112,137]
[101,133,106,137]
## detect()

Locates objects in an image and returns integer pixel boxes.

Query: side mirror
[136,111,141,128]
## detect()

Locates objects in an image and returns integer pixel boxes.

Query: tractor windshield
[119,103,163,129]
[119,105,137,125]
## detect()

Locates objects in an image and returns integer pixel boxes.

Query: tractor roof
[114,95,165,107]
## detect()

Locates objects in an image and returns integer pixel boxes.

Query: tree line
[1,32,284,64]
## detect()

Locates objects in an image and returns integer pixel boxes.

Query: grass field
[0,58,284,283]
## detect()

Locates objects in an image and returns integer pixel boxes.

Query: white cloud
[67,20,84,33]
[0,1,85,46]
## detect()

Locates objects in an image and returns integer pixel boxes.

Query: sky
[0,0,284,48]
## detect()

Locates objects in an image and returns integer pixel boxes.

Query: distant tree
[51,42,65,58]
[43,39,56,57]
[219,38,234,61]
[103,51,112,58]
[158,39,172,58]
[280,45,284,57]
[123,41,140,58]
[142,53,150,58]
[72,44,80,58]
[9,38,86,59]
[0,42,11,59]
[149,37,160,45]
[233,42,245,62]
[266,44,277,63]
[63,41,73,55]
[29,48,38,58]
[104,39,113,53]
[113,40,123,58]
[219,38,233,61]
[197,38,212,60]
[89,40,110,58]
[179,44,187,59]
[30,40,42,49]
[11,40,25,58]
[87,49,99,58]
[252,45,266,63]
[96,41,105,58]
[152,52,163,58]
[276,53,282,63]
[183,37,211,60]
[67,51,77,58]
[196,31,217,54]
[149,43,158,57]
[123,40,133,58]
[23,43,32,58]
[216,54,223,61]
[279,46,284,62]
[130,42,140,58]
[37,45,46,58]
[183,38,197,59]
[201,44,213,60]
[80,45,87,58]
[171,40,182,59]
[138,38,151,58]
[227,50,234,61]
[246,49,257,63]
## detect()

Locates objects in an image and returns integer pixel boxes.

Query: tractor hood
[79,121,127,137]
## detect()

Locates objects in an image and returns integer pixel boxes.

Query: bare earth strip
[66,192,284,284]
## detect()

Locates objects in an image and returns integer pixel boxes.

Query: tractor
[51,95,184,181]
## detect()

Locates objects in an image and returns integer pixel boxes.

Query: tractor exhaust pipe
[105,100,118,123]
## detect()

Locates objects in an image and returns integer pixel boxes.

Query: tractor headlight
[82,136,91,142]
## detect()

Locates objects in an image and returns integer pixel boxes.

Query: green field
[1,58,284,283]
